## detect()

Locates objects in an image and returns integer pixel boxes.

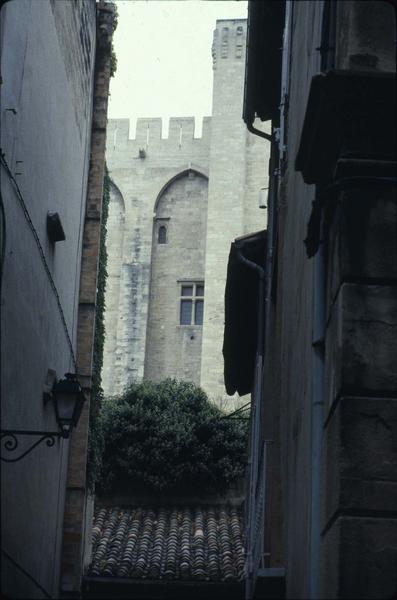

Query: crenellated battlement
[107,116,212,152]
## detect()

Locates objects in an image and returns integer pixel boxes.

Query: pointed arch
[145,167,209,383]
[154,167,208,215]
[108,179,125,210]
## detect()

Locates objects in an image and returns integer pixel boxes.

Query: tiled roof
[89,505,245,582]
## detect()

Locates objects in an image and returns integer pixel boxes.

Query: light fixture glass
[52,373,85,437]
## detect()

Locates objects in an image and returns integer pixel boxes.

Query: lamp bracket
[0,429,67,463]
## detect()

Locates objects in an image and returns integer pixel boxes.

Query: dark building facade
[224,1,396,598]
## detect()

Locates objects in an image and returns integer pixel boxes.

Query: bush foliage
[97,379,248,493]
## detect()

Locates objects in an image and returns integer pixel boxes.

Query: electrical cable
[222,401,251,419]
[0,191,5,404]
[0,191,5,277]
[1,549,53,599]
[0,151,77,371]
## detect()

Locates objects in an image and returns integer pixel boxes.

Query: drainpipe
[235,243,265,600]
[236,242,265,481]
[278,1,293,163]
[246,121,272,143]
[309,236,325,599]
[318,0,337,72]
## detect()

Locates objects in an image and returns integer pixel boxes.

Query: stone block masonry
[320,157,397,596]
[144,172,209,384]
[103,19,269,407]
[103,116,211,396]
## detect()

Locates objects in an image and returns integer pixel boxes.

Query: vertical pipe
[308,0,335,590]
[261,440,268,568]
[236,245,265,600]
[279,1,293,163]
[309,239,325,598]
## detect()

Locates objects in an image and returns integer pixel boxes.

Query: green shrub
[97,379,248,493]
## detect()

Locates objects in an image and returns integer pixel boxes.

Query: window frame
[178,281,205,326]
[158,225,167,244]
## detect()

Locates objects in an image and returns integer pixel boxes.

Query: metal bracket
[1,429,66,463]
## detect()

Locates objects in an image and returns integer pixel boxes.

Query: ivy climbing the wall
[87,3,117,491]
[87,165,111,491]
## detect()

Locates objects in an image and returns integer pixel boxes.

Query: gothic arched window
[158,225,167,244]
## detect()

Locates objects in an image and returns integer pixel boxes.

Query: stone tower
[102,19,269,407]
[200,19,269,402]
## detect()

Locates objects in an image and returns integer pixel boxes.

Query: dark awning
[223,230,267,397]
[243,0,286,125]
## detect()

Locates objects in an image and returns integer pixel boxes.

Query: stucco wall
[0,1,96,597]
[274,3,324,597]
[336,0,396,72]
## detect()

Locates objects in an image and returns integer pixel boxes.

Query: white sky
[108,0,248,137]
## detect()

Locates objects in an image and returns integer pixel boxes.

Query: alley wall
[0,1,96,597]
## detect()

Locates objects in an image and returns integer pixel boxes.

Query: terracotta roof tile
[89,505,245,582]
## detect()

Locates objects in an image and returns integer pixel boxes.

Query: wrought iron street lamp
[52,373,86,436]
[1,373,86,462]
